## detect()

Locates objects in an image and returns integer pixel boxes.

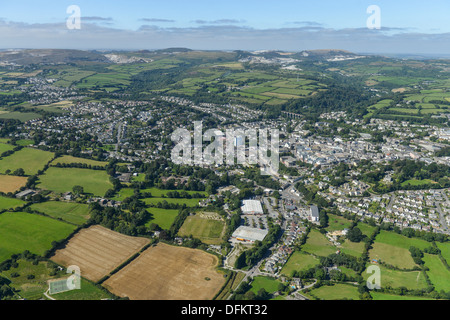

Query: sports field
[0,212,76,263]
[51,225,150,282]
[177,213,225,245]
[103,243,226,300]
[0,148,54,175]
[37,167,113,196]
[30,201,91,225]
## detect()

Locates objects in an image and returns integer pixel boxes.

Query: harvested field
[0,175,28,193]
[103,243,226,300]
[51,225,150,282]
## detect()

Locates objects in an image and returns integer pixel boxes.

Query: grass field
[0,212,76,263]
[301,230,337,257]
[177,214,225,245]
[370,292,437,300]
[0,142,14,154]
[369,231,430,269]
[309,284,360,300]
[423,253,450,292]
[112,188,135,201]
[0,259,113,300]
[363,264,428,290]
[145,208,180,230]
[0,175,28,193]
[0,196,26,210]
[436,242,450,266]
[51,155,108,167]
[339,240,366,258]
[141,187,208,198]
[326,214,353,232]
[0,148,54,175]
[280,251,320,276]
[0,112,42,122]
[143,197,201,207]
[37,167,113,196]
[249,276,281,295]
[30,201,91,225]
[356,222,377,237]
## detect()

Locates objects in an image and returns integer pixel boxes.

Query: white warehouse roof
[232,226,268,242]
[241,200,264,214]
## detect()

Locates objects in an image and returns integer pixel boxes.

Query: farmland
[51,155,108,168]
[249,276,281,295]
[308,284,360,300]
[0,175,28,193]
[51,225,150,282]
[0,196,26,211]
[363,264,428,290]
[30,201,92,225]
[145,208,180,230]
[37,167,113,196]
[281,251,320,276]
[0,212,76,263]
[103,243,226,300]
[0,148,54,175]
[423,254,450,292]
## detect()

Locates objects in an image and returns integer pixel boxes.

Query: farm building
[241,199,264,215]
[231,226,268,243]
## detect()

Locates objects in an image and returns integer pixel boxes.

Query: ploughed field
[50,225,150,282]
[103,242,225,300]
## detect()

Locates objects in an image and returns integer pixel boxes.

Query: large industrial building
[231,226,269,243]
[310,205,320,223]
[241,199,264,215]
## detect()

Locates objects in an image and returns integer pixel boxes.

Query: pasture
[363,264,428,290]
[0,212,76,263]
[30,201,91,225]
[0,148,54,175]
[308,284,360,300]
[0,196,26,211]
[37,167,113,196]
[423,253,450,292]
[51,155,108,168]
[281,251,320,276]
[145,208,180,230]
[103,243,226,300]
[301,230,337,257]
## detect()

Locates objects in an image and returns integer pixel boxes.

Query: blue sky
[1,1,450,53]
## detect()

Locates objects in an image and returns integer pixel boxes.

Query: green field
[249,276,281,295]
[326,214,353,232]
[37,167,113,197]
[356,222,377,237]
[143,197,201,207]
[0,142,14,154]
[0,112,42,122]
[145,208,180,230]
[112,188,135,201]
[370,292,437,300]
[369,231,430,269]
[309,284,360,300]
[436,242,450,265]
[423,253,450,292]
[177,214,225,245]
[0,259,112,300]
[141,187,208,198]
[0,212,76,263]
[301,230,337,257]
[363,264,428,290]
[280,251,320,276]
[339,240,366,257]
[30,201,91,225]
[0,196,26,211]
[0,148,54,175]
[51,155,108,167]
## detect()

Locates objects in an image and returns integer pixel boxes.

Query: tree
[347,227,364,243]
[13,168,25,176]
[72,185,84,195]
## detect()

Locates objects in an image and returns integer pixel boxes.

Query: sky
[1,0,450,54]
